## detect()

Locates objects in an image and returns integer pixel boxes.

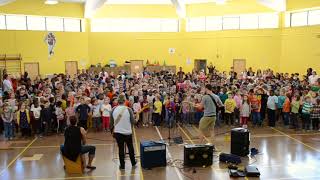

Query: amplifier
[231,128,250,157]
[184,144,214,167]
[219,153,241,164]
[140,141,166,169]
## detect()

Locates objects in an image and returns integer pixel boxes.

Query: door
[24,63,39,80]
[65,61,78,78]
[194,59,207,73]
[130,60,144,74]
[233,59,246,78]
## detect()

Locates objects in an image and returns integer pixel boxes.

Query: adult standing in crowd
[110,94,137,170]
[3,74,13,98]
[196,84,223,144]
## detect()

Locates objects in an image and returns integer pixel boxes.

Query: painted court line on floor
[155,126,184,180]
[25,173,140,180]
[133,126,144,180]
[271,127,320,153]
[0,137,38,177]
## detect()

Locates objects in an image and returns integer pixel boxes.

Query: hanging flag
[157,61,160,66]
[146,59,150,65]
[44,32,56,59]
[153,60,157,65]
[163,60,166,66]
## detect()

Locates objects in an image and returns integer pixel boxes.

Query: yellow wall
[89,29,281,73]
[94,5,178,18]
[280,26,320,75]
[186,0,274,17]
[0,30,89,76]
[287,0,320,11]
[0,0,84,18]
[0,0,319,76]
[0,0,88,76]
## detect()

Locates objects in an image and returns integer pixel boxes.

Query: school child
[290,95,300,130]
[101,97,112,132]
[17,102,31,138]
[75,97,91,130]
[30,100,42,135]
[64,101,74,126]
[301,96,313,131]
[310,98,320,131]
[181,94,191,126]
[153,95,162,127]
[165,96,176,128]
[141,96,150,127]
[91,98,102,131]
[282,93,291,128]
[224,93,236,126]
[240,95,251,128]
[55,101,65,133]
[40,101,52,136]
[2,103,14,140]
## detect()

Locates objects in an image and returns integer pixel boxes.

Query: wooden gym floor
[0,124,320,180]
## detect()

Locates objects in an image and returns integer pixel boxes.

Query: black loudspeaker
[184,144,214,167]
[219,153,241,164]
[140,141,166,169]
[231,128,250,157]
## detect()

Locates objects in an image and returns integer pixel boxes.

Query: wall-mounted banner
[44,32,56,59]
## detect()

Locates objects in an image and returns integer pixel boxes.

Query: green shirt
[291,101,300,114]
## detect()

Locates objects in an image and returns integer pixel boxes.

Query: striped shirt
[302,102,313,114]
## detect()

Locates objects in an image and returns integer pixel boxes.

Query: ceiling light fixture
[45,0,59,5]
[215,0,226,5]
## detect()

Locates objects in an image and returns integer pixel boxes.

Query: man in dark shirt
[61,117,96,170]
[76,97,91,130]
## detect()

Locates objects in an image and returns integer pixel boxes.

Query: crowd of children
[0,67,319,141]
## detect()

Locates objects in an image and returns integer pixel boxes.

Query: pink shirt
[234,95,242,108]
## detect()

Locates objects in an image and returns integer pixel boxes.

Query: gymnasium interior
[0,0,320,180]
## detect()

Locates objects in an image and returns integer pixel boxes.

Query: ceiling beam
[171,0,186,18]
[257,0,286,12]
[84,0,108,18]
[0,0,15,6]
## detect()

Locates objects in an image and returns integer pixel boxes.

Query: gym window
[286,8,320,27]
[91,18,179,32]
[0,14,84,32]
[186,13,279,32]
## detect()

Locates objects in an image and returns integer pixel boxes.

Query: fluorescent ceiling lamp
[215,0,226,5]
[45,0,59,5]
[106,0,172,5]
[257,0,286,12]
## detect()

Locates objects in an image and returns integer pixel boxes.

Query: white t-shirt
[112,106,132,135]
[309,75,319,85]
[31,105,42,119]
[3,79,12,92]
[101,104,112,117]
[92,104,101,117]
[267,95,278,110]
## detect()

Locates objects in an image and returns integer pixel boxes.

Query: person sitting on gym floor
[60,116,96,170]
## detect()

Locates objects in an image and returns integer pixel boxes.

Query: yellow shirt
[154,101,162,114]
[224,99,236,113]
[61,100,67,111]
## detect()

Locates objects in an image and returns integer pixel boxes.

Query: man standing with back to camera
[110,94,137,170]
[196,84,223,144]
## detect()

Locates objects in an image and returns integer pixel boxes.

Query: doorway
[130,60,144,74]
[65,61,78,78]
[24,62,39,80]
[194,59,207,74]
[233,59,246,78]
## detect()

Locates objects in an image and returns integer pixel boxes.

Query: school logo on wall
[44,32,56,59]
